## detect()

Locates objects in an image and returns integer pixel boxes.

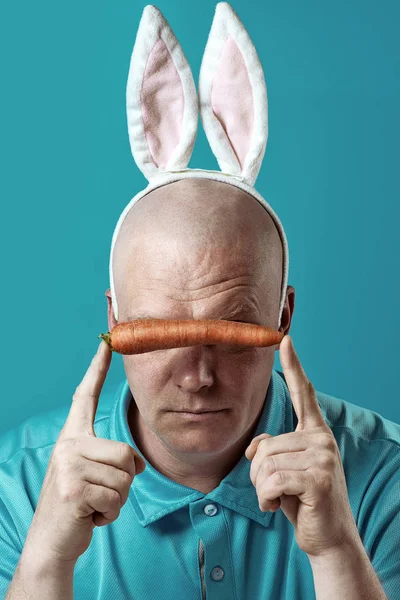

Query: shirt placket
[198,538,206,600]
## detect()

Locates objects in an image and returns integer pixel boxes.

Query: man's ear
[105,289,118,332]
[274,285,295,351]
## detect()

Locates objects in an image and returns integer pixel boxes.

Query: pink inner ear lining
[211,35,254,170]
[141,38,184,168]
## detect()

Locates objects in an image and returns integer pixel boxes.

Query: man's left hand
[245,335,360,558]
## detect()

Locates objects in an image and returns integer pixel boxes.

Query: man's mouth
[174,410,227,420]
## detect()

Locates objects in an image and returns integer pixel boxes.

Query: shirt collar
[109,369,296,528]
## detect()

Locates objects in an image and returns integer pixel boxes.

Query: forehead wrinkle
[125,295,260,322]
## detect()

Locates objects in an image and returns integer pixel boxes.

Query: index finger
[62,339,112,438]
[280,335,325,430]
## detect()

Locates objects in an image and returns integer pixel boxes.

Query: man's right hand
[23,339,146,566]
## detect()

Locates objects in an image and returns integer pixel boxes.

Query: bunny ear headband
[109,2,289,329]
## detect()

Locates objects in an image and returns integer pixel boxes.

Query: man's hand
[23,340,146,566]
[245,335,360,558]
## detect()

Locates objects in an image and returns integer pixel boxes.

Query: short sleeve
[360,442,400,600]
[0,495,22,598]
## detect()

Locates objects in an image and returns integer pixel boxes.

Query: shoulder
[315,386,400,452]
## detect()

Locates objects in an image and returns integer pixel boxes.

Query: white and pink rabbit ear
[126,5,199,182]
[198,2,268,187]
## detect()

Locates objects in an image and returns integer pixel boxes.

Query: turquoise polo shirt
[1,368,399,599]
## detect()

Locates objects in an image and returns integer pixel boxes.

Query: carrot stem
[98,332,114,351]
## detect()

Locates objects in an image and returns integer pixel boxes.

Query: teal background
[1,0,399,434]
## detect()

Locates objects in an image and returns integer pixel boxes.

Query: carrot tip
[98,333,114,352]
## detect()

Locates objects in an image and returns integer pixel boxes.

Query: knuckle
[325,435,337,452]
[120,469,133,488]
[272,470,285,487]
[319,452,335,470]
[81,481,93,504]
[120,443,136,469]
[117,475,132,506]
[264,456,278,476]
[317,433,335,451]
[110,487,122,509]
[59,480,82,503]
[314,471,332,491]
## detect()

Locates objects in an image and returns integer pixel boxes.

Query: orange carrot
[98,319,284,355]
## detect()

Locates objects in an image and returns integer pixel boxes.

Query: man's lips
[174,410,228,420]
[174,409,227,413]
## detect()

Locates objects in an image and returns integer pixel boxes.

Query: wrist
[307,534,364,568]
[20,541,77,576]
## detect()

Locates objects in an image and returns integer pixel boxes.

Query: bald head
[112,178,283,325]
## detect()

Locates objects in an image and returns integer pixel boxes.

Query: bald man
[108,177,293,494]
[2,177,400,600]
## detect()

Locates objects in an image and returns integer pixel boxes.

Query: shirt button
[204,503,218,516]
[211,567,224,581]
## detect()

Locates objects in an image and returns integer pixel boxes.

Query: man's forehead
[114,177,283,316]
[124,294,261,322]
